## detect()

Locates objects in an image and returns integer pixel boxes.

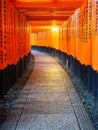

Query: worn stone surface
[0,51,95,130]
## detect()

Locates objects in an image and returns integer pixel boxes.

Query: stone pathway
[0,51,95,130]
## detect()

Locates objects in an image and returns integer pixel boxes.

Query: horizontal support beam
[11,1,85,5]
[12,2,84,9]
[18,7,79,12]
[23,11,74,15]
[29,21,64,26]
[19,8,76,12]
[27,16,68,21]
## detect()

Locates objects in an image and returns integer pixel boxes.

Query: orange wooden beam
[29,21,64,26]
[27,16,68,21]
[11,1,84,9]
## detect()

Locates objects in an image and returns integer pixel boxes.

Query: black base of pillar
[0,52,31,99]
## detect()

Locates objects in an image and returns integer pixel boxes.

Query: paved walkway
[1,51,95,130]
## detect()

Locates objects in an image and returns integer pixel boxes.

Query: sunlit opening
[51,27,59,32]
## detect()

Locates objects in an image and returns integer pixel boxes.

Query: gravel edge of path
[0,55,34,128]
[56,59,98,130]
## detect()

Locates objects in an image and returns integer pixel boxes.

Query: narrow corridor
[1,51,94,130]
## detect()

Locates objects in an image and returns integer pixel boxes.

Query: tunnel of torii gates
[0,0,98,99]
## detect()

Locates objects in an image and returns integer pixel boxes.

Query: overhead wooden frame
[10,0,86,32]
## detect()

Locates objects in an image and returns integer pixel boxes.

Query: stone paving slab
[27,92,69,101]
[0,50,95,130]
[16,114,80,130]
[22,101,72,115]
[31,86,66,92]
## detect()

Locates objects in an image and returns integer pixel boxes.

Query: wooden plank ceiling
[10,0,86,32]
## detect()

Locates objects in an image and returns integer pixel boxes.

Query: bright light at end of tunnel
[51,27,59,32]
